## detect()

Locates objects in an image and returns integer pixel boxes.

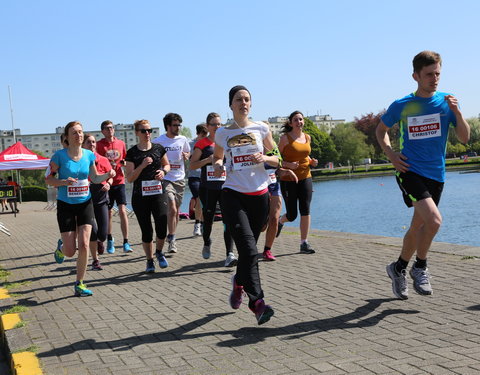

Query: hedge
[21,186,47,202]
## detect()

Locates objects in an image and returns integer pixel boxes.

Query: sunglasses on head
[139,128,153,134]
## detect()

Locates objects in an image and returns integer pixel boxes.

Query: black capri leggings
[280,177,313,222]
[89,200,109,242]
[131,193,168,243]
[221,188,269,302]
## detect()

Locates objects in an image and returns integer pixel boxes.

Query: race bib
[169,159,182,170]
[232,145,261,171]
[67,179,89,198]
[141,180,163,196]
[206,165,226,181]
[407,113,441,140]
[268,171,277,184]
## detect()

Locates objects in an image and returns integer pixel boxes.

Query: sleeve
[51,151,60,167]
[183,137,191,153]
[89,150,96,167]
[125,147,134,163]
[381,101,400,128]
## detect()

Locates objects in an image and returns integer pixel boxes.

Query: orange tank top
[280,133,311,181]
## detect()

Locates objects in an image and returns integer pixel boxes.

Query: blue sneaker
[54,239,64,264]
[156,251,168,269]
[123,242,133,253]
[107,238,115,254]
[74,282,93,297]
[145,259,155,273]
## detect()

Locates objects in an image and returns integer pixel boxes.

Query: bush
[21,186,47,202]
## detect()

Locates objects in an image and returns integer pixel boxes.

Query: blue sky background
[1,0,478,136]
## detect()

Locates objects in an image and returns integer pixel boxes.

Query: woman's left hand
[310,158,318,167]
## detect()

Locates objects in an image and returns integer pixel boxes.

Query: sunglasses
[169,124,182,127]
[139,128,153,134]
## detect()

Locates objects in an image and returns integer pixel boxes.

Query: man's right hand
[389,152,409,173]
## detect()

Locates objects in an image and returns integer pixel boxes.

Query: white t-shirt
[214,122,270,193]
[152,134,190,181]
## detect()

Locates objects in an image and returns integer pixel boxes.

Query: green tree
[181,126,193,139]
[303,118,338,166]
[446,141,466,156]
[331,122,373,165]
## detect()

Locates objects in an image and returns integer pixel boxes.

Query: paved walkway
[1,201,480,375]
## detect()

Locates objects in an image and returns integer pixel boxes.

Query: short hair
[82,133,95,147]
[196,124,208,136]
[281,110,304,134]
[100,120,113,130]
[163,113,183,131]
[413,51,442,73]
[134,119,150,131]
[63,121,83,146]
[206,112,220,125]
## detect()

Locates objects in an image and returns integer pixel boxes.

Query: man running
[152,113,190,253]
[96,120,133,254]
[376,51,470,300]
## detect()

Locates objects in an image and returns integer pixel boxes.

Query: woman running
[82,134,113,270]
[189,112,237,267]
[125,119,170,273]
[213,85,281,325]
[276,111,318,254]
[46,121,115,296]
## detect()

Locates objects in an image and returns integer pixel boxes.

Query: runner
[82,134,113,271]
[276,111,318,254]
[188,124,207,236]
[152,113,190,254]
[376,50,470,300]
[46,121,115,296]
[213,85,281,325]
[96,120,133,254]
[189,112,237,267]
[125,120,170,273]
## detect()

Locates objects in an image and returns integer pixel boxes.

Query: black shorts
[57,199,95,233]
[396,171,444,208]
[188,177,201,199]
[108,184,127,209]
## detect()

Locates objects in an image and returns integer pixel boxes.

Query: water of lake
[129,171,479,247]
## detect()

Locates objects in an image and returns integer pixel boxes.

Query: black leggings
[90,200,109,242]
[131,193,168,243]
[221,189,269,302]
[280,177,313,222]
[199,187,233,256]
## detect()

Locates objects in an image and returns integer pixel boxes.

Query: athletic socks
[107,234,113,241]
[414,257,427,269]
[395,257,409,274]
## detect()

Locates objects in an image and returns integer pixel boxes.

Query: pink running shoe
[229,275,244,309]
[263,250,276,261]
[249,299,274,325]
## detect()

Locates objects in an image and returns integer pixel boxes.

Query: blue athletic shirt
[51,148,96,204]
[381,91,457,182]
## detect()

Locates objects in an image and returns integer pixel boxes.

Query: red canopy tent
[0,141,50,170]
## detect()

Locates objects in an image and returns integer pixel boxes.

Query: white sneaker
[225,252,238,267]
[168,239,177,253]
[193,223,202,236]
[409,264,432,295]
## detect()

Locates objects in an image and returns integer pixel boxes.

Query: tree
[180,126,193,139]
[303,118,338,166]
[354,111,399,158]
[330,122,373,166]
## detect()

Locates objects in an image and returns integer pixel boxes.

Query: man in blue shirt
[376,51,470,300]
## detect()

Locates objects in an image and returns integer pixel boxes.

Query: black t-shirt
[125,144,166,196]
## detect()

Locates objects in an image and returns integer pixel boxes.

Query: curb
[0,288,43,375]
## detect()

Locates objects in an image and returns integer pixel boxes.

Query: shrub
[21,186,47,202]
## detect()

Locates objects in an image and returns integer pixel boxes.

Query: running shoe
[167,239,177,253]
[229,275,244,309]
[225,252,238,267]
[145,259,155,273]
[54,239,64,264]
[263,250,276,261]
[202,243,211,259]
[97,241,105,255]
[249,299,274,325]
[91,260,103,271]
[74,282,93,297]
[386,262,408,300]
[300,242,316,254]
[123,242,133,253]
[409,264,433,295]
[193,223,202,236]
[276,222,284,238]
[107,238,115,254]
[156,251,169,269]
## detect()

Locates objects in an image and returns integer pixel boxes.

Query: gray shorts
[164,179,186,208]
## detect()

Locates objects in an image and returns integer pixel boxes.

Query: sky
[1,0,479,136]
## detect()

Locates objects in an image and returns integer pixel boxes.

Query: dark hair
[163,113,183,131]
[228,85,251,106]
[196,124,208,136]
[134,119,150,131]
[413,51,442,73]
[206,112,220,125]
[82,133,95,147]
[63,121,83,146]
[281,111,304,134]
[100,120,113,130]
